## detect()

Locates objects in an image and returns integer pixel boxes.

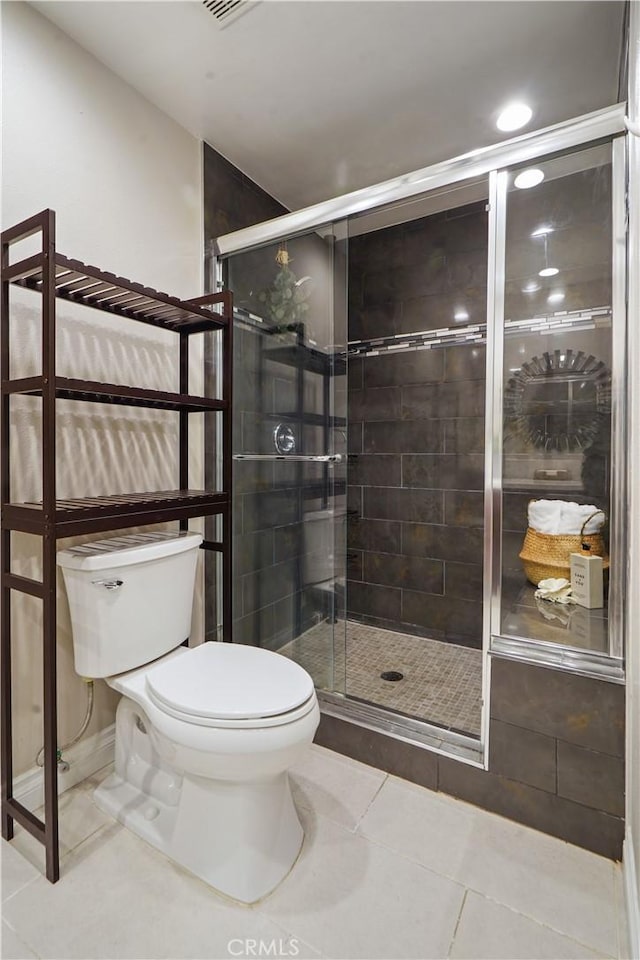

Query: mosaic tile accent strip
[347,307,612,360]
[280,620,482,737]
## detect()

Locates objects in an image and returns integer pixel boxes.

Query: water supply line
[35,679,95,770]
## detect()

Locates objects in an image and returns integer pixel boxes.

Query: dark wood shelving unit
[4,376,227,412]
[1,209,233,884]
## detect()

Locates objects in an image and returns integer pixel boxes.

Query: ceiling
[33,1,625,213]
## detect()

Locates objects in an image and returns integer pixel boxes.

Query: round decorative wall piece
[504,349,611,450]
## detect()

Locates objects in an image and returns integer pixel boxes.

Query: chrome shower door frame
[212,103,629,766]
[488,135,627,686]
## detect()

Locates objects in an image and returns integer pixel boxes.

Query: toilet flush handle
[91,579,124,590]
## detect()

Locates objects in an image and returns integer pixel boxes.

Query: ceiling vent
[202,0,259,29]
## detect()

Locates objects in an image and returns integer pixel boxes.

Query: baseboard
[13,724,115,811]
[624,832,640,960]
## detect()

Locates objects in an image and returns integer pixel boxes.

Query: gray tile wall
[347,202,488,646]
[316,656,625,859]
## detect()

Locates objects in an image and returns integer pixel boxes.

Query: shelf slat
[2,377,226,412]
[3,489,229,537]
[5,253,231,334]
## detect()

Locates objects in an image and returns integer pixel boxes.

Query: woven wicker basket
[519,510,609,586]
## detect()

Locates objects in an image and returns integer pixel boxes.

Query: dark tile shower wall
[347,202,488,646]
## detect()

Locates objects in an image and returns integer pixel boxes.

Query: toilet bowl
[57,532,320,903]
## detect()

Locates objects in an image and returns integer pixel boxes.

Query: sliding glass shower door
[341,179,489,738]
[223,228,347,693]
[214,120,625,755]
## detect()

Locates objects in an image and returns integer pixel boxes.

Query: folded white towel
[559,502,604,535]
[528,500,563,534]
[528,500,605,535]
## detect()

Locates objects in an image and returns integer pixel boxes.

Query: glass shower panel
[224,230,347,693]
[344,179,489,737]
[499,143,614,653]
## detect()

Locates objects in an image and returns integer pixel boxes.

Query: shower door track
[318,691,483,767]
[214,104,626,257]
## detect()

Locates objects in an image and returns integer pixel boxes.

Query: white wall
[1,2,204,778]
[626,3,640,955]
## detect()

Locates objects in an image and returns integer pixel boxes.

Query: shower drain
[380,670,404,682]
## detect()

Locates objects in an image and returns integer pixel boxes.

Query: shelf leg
[179,333,189,531]
[222,506,232,642]
[42,530,59,883]
[41,210,59,883]
[1,233,14,842]
[1,533,14,842]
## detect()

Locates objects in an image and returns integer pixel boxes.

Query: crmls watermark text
[227,938,300,958]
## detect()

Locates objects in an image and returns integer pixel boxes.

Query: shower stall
[210,104,627,761]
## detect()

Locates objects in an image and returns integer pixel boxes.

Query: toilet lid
[145,643,315,721]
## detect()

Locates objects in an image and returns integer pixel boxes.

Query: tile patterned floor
[1,746,630,959]
[280,620,482,736]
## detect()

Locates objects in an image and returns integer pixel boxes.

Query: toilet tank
[57,532,202,679]
[303,508,345,586]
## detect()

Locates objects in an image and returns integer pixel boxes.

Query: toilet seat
[145,643,316,729]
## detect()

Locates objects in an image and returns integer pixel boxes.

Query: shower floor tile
[280,620,482,737]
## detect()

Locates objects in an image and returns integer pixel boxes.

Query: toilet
[57,531,320,903]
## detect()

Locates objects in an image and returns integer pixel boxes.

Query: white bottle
[570,551,604,609]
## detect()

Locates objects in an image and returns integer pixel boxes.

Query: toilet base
[95,766,304,904]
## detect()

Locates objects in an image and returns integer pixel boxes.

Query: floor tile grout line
[341,821,470,893]
[351,772,389,833]
[1,868,42,908]
[333,820,618,958]
[462,888,619,959]
[1,813,125,904]
[446,886,469,959]
[263,913,326,960]
[1,908,44,958]
[610,861,625,960]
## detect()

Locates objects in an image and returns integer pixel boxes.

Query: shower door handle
[233,454,344,463]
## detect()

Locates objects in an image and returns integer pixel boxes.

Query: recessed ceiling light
[454,309,470,322]
[496,103,533,132]
[522,281,541,294]
[514,168,545,189]
[548,291,565,304]
[539,267,559,277]
[531,225,554,238]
